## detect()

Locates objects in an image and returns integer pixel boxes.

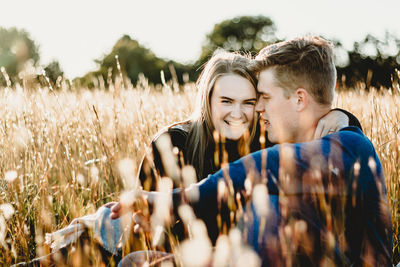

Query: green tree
[43,60,64,87]
[78,17,279,88]
[78,35,193,88]
[0,27,40,84]
[336,33,400,89]
[198,15,278,65]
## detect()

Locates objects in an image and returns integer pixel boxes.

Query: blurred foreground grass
[0,83,398,265]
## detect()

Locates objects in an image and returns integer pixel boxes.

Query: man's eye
[244,101,256,106]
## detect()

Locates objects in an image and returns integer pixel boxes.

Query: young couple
[111,36,392,266]
[19,36,391,266]
[130,47,361,249]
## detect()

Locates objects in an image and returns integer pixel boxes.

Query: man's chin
[266,130,275,142]
[268,137,278,144]
[267,133,285,144]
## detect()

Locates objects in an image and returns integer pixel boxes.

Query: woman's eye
[221,100,231,104]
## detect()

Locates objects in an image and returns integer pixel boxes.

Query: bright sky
[1,0,399,79]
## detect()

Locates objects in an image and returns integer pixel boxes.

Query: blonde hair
[186,50,258,178]
[252,36,336,105]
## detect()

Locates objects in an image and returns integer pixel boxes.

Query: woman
[139,50,258,189]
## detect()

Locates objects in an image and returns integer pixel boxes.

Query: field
[0,81,398,266]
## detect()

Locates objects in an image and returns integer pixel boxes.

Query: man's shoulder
[248,126,375,167]
[325,126,379,163]
[337,126,364,136]
[270,126,374,161]
[333,126,372,148]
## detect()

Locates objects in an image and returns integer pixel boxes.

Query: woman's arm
[138,125,189,190]
[314,108,363,139]
[331,108,362,131]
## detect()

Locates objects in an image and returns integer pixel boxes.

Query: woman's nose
[230,104,242,119]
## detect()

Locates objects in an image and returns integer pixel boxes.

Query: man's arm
[174,129,391,265]
[111,129,391,265]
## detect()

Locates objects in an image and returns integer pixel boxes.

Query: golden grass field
[0,81,398,265]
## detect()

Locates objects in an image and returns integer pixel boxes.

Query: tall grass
[0,83,398,265]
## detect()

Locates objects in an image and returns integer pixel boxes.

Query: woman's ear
[294,88,308,111]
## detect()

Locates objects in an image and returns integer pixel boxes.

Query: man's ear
[294,88,308,111]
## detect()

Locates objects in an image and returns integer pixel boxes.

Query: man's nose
[255,99,264,113]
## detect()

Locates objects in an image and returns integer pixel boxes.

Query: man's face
[255,69,299,143]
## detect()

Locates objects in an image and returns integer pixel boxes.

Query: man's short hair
[252,36,337,105]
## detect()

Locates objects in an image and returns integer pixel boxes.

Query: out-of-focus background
[0,0,399,266]
[1,0,399,89]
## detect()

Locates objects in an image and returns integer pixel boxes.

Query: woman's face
[210,74,257,140]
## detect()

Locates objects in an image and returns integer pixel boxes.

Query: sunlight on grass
[0,80,398,265]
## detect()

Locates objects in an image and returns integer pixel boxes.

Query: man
[112,36,392,266]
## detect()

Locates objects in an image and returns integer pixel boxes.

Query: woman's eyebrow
[220,96,233,101]
[220,96,257,102]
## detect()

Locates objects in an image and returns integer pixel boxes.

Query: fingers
[110,204,150,234]
[324,127,337,136]
[111,202,121,212]
[132,211,150,233]
[315,109,350,139]
[110,190,145,220]
[110,202,122,220]
[103,201,118,209]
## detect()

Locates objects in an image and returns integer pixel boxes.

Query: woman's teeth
[226,120,243,126]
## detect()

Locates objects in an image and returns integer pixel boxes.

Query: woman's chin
[224,130,246,141]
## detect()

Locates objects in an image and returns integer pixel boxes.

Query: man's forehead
[257,69,276,94]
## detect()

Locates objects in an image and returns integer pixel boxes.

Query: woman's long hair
[186,50,258,179]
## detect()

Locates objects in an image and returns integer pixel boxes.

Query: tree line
[1,16,399,90]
